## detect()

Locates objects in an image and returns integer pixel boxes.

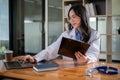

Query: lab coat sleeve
[34,33,63,62]
[86,31,100,64]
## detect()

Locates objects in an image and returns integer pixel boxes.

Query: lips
[72,23,76,26]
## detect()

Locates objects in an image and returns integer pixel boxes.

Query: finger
[77,51,84,56]
[75,54,80,60]
[75,52,81,60]
[29,57,35,63]
[22,55,31,63]
[76,52,86,62]
[75,52,79,58]
[75,52,82,58]
[75,53,83,64]
[77,51,86,59]
[77,52,88,61]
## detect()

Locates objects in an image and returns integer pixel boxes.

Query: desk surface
[0,56,120,80]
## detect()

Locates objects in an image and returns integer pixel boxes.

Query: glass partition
[89,17,97,30]
[89,17,106,52]
[0,0,9,55]
[89,17,106,60]
[112,16,120,61]
[24,0,43,54]
[48,0,62,45]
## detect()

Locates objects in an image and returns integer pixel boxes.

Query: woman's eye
[72,16,76,18]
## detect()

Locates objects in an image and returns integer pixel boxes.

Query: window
[0,0,9,50]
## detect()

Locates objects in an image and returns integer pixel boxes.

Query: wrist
[34,58,37,63]
[84,58,89,64]
[31,57,37,64]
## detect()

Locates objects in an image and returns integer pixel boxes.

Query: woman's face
[69,9,81,29]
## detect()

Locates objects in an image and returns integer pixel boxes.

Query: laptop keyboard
[4,61,22,69]
[4,61,33,69]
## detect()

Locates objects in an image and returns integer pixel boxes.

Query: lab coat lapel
[69,28,76,40]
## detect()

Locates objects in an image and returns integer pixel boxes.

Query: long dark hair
[68,5,91,42]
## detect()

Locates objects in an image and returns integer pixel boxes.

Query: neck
[77,28,82,34]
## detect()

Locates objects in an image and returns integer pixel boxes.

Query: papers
[33,61,58,71]
[64,4,72,18]
[85,3,97,16]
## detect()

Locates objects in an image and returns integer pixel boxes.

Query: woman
[22,5,100,64]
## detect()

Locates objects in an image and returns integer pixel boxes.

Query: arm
[21,31,70,63]
[74,31,100,64]
[86,31,100,64]
[21,35,62,63]
[34,34,63,62]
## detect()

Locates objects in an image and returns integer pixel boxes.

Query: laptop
[4,60,33,69]
[58,37,90,59]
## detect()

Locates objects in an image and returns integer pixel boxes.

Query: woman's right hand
[21,55,36,63]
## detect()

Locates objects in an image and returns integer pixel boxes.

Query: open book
[58,37,90,59]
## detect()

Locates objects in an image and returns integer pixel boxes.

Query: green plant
[0,46,6,55]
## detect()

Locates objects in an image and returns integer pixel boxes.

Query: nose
[69,18,75,23]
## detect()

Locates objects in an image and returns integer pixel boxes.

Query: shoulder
[88,28,100,43]
[90,28,97,34]
[61,29,74,36]
[90,28,100,37]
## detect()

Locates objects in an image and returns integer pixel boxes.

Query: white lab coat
[34,28,100,64]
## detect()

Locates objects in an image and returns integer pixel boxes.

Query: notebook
[4,60,33,69]
[33,60,58,71]
[58,37,90,59]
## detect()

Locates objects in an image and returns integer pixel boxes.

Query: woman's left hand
[75,51,88,64]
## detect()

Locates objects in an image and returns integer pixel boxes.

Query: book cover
[85,3,90,17]
[89,3,97,16]
[58,37,90,59]
[85,3,97,16]
[33,61,58,71]
[64,4,71,18]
